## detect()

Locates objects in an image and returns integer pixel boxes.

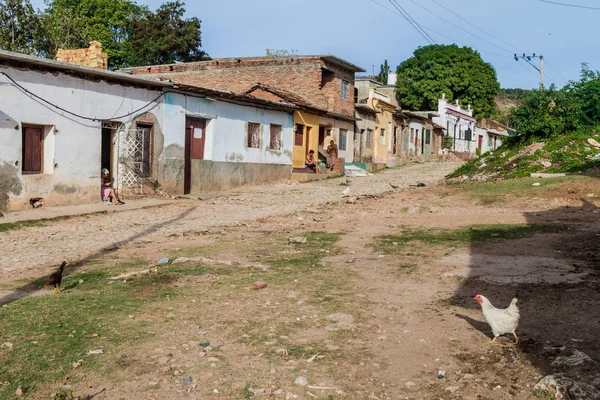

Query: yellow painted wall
[292,111,320,168]
[370,98,395,161]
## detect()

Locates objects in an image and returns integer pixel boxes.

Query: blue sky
[31,0,600,89]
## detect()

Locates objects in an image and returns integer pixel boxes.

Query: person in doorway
[305,150,319,173]
[326,140,338,171]
[101,168,125,205]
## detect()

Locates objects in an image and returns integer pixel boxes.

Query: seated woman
[305,150,319,173]
[101,168,125,205]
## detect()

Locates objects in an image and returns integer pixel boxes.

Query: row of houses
[0,42,513,211]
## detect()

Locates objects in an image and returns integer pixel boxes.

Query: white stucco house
[433,95,477,159]
[0,50,296,211]
[475,119,513,154]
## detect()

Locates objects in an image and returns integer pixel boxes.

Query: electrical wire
[517,60,540,79]
[386,0,435,44]
[539,0,600,10]
[403,0,514,54]
[370,0,510,59]
[544,60,570,83]
[0,71,165,122]
[391,0,436,43]
[429,0,520,52]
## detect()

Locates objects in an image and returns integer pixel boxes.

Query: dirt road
[0,162,459,278]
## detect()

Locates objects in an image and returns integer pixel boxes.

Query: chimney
[56,41,108,70]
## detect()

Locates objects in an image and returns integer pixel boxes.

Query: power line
[429,0,520,52]
[370,0,509,59]
[544,60,570,83]
[539,0,600,10]
[0,71,165,122]
[403,0,514,54]
[517,60,539,79]
[386,0,435,44]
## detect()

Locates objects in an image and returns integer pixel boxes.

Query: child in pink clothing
[101,168,125,205]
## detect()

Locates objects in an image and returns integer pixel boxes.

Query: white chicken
[474,294,520,344]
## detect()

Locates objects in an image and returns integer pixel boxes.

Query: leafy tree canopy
[509,64,600,139]
[129,1,209,66]
[0,0,40,54]
[0,0,209,69]
[37,0,147,68]
[396,44,500,119]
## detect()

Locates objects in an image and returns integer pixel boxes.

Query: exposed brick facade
[56,41,108,70]
[123,56,362,118]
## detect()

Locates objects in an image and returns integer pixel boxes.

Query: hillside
[449,128,600,180]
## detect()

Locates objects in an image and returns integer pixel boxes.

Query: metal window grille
[270,124,282,150]
[117,127,152,195]
[339,129,347,151]
[366,129,372,147]
[247,122,260,148]
[295,124,304,146]
[426,129,431,145]
[341,80,349,99]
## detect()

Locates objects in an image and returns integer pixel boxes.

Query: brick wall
[124,56,357,117]
[56,41,108,70]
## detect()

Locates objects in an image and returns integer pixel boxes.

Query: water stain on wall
[0,162,23,211]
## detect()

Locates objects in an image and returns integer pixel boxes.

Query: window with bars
[341,80,349,99]
[425,129,431,145]
[295,124,304,146]
[247,122,260,148]
[339,129,347,151]
[269,124,282,150]
[366,129,373,147]
[379,127,385,145]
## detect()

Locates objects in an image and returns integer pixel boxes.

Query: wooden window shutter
[295,124,304,146]
[22,126,43,174]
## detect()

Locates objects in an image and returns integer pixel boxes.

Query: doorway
[305,126,312,156]
[184,117,206,194]
[478,135,483,151]
[101,126,113,173]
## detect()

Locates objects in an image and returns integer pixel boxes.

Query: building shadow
[0,205,198,305]
[451,197,600,395]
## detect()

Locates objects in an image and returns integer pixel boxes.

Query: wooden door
[22,126,43,174]
[478,135,483,150]
[184,118,206,194]
[305,126,312,156]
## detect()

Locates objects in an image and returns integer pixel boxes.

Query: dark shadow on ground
[452,198,600,397]
[0,206,198,305]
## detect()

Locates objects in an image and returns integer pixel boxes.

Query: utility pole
[514,53,544,89]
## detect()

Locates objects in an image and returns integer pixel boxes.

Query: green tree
[567,63,600,126]
[509,85,581,138]
[37,0,146,68]
[129,1,209,66]
[378,59,391,85]
[396,44,500,119]
[0,0,41,54]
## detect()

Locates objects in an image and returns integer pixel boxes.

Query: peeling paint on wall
[54,183,78,194]
[227,153,244,162]
[0,162,23,211]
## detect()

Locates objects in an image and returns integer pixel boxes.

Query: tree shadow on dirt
[0,206,198,305]
[451,198,600,397]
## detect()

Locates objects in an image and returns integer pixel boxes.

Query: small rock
[1,342,13,351]
[15,386,24,396]
[586,193,595,198]
[79,279,84,284]
[197,330,207,335]
[532,182,541,187]
[180,376,192,386]
[289,237,307,244]
[444,386,460,393]
[206,357,219,362]
[437,370,446,379]
[326,345,340,351]
[294,376,308,386]
[157,258,169,265]
[253,281,268,290]
[552,350,593,367]
[326,313,356,331]
[87,349,104,355]
[232,381,247,389]
[405,382,416,387]
[72,360,83,368]
[493,385,502,390]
